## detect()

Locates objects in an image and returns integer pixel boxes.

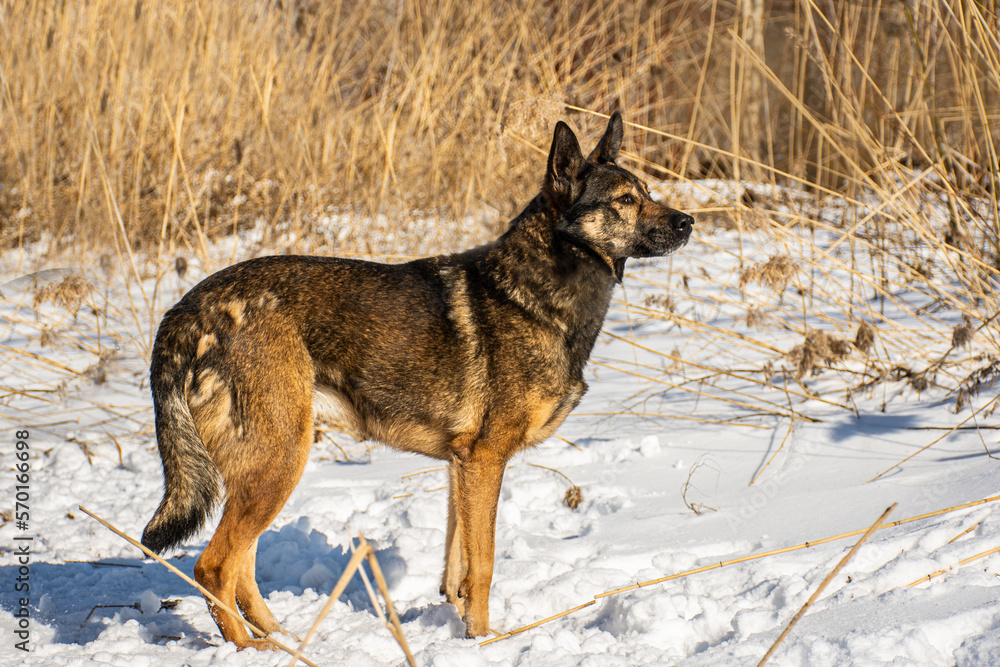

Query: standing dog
[141,112,693,647]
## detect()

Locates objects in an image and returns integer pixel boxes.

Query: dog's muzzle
[671,212,694,233]
[641,210,693,256]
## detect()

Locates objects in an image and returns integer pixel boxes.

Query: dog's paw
[463,618,489,639]
[235,638,281,652]
[463,606,491,638]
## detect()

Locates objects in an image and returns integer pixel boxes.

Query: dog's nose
[671,212,694,231]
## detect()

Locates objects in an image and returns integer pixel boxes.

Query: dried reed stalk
[479,600,597,647]
[906,544,1000,588]
[349,537,385,623]
[589,360,813,423]
[868,398,995,483]
[361,537,417,667]
[947,521,982,545]
[750,419,795,487]
[757,503,896,666]
[288,536,415,667]
[287,543,371,667]
[601,329,849,412]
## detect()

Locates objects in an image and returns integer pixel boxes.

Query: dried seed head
[955,387,972,412]
[854,321,876,355]
[952,315,974,350]
[563,486,583,510]
[33,275,93,316]
[953,357,1000,412]
[739,255,798,293]
[746,307,771,330]
[175,256,188,280]
[909,373,929,393]
[787,329,852,380]
[644,293,675,313]
[39,327,56,348]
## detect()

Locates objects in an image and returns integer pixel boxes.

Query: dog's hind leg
[193,411,312,649]
[195,501,273,649]
[441,460,467,614]
[191,321,314,649]
[236,538,281,637]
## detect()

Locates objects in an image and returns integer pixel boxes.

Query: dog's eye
[616,194,635,206]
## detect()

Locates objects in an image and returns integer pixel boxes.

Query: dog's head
[544,112,693,280]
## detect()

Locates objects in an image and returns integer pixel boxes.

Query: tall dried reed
[4,2,993,256]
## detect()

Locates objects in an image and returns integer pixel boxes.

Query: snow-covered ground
[1,196,999,666]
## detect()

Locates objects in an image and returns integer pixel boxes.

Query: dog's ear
[546,121,586,205]
[588,111,623,164]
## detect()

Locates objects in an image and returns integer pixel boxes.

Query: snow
[1,197,999,666]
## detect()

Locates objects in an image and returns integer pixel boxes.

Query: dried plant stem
[868,398,993,483]
[393,486,447,499]
[947,521,982,545]
[602,329,848,411]
[616,294,784,356]
[289,536,415,667]
[349,537,385,623]
[589,360,814,423]
[527,462,575,486]
[400,467,447,480]
[573,410,771,428]
[906,544,1000,588]
[287,543,371,667]
[77,506,318,667]
[555,434,584,450]
[479,600,597,647]
[0,342,77,374]
[750,419,795,487]
[362,537,417,667]
[757,503,896,666]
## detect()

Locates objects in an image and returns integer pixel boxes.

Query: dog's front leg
[441,461,466,613]
[457,448,506,638]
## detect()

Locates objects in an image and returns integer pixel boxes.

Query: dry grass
[1,1,994,251]
[2,0,710,257]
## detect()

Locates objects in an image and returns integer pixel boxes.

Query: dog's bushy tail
[141,353,221,554]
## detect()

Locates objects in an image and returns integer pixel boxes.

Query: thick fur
[142,112,693,646]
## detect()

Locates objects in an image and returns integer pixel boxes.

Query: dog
[141,112,693,648]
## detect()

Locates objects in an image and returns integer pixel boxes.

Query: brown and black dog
[141,112,693,647]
